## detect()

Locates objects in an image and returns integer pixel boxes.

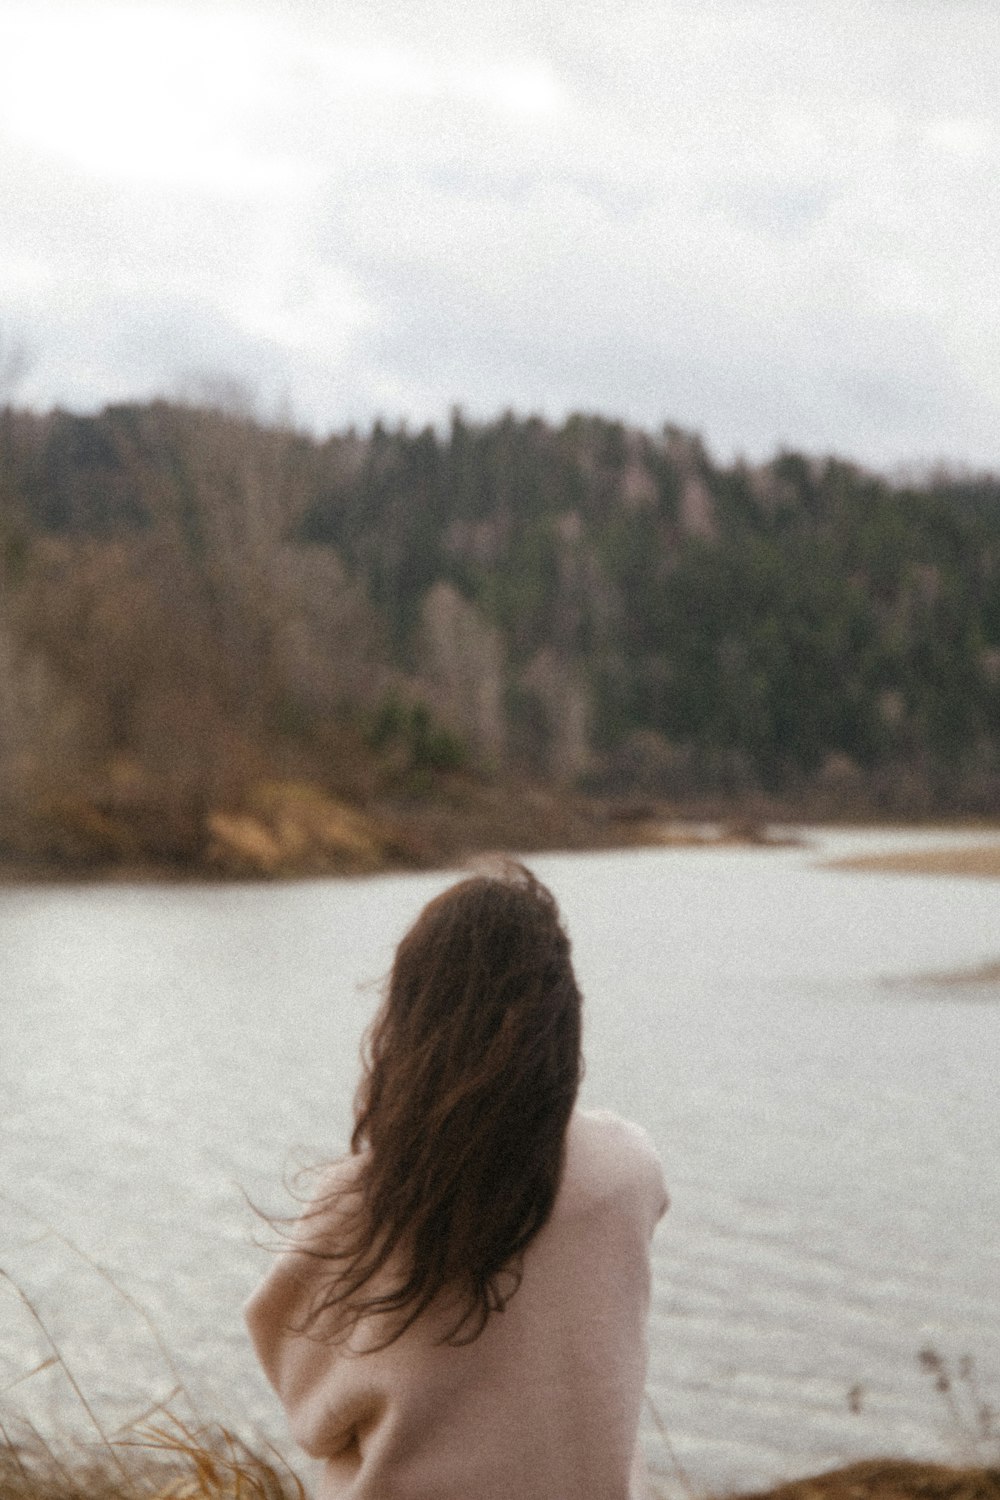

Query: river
[1,830,998,1495]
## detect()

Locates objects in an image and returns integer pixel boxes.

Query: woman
[246,863,668,1500]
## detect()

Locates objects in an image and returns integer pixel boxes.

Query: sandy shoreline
[823,842,1000,880]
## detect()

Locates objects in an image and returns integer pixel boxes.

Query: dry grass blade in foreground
[0,1255,304,1500]
[0,1421,305,1500]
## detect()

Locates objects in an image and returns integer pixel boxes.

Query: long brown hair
[302,862,583,1348]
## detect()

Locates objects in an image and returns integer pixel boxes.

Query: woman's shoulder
[563,1109,669,1222]
[568,1107,663,1172]
[571,1106,658,1152]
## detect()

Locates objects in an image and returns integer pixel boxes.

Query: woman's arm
[246,1166,372,1461]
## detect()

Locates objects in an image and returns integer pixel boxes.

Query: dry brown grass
[0,1422,305,1500]
[0,1247,304,1500]
[734,1459,1000,1500]
[732,1351,1000,1500]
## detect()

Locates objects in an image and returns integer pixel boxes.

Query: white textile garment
[246,1108,669,1500]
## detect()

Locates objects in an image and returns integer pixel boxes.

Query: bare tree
[416,581,508,765]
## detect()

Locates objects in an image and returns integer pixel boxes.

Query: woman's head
[311,863,583,1346]
[356,862,582,1158]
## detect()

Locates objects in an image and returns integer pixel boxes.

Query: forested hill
[1,401,999,871]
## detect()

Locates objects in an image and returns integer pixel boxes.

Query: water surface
[1,831,998,1494]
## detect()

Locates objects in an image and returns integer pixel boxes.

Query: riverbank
[0,776,599,884]
[0,775,806,884]
[4,765,1000,885]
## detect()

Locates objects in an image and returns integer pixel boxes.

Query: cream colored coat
[246,1109,668,1500]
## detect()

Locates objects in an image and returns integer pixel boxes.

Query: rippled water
[2,831,998,1494]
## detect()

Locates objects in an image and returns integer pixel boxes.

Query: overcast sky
[2,0,999,470]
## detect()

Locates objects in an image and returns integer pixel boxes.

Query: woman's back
[246,867,668,1498]
[246,1108,668,1500]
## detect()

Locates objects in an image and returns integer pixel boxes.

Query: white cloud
[311,44,564,117]
[2,0,1000,467]
[0,6,289,188]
